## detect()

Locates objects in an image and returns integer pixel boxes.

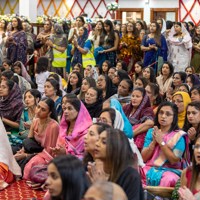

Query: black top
[116,167,144,200]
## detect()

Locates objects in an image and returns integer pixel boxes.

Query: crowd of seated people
[0,14,200,200]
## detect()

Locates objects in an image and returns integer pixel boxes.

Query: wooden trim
[116,8,143,21]
[31,23,44,35]
[150,8,178,22]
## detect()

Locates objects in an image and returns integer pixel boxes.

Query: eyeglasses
[173,76,181,80]
[172,100,183,104]
[158,110,173,117]
[193,144,200,150]
[96,117,112,124]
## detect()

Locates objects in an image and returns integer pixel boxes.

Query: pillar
[19,0,37,22]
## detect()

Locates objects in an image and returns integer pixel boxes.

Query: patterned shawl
[0,83,24,125]
[123,93,154,126]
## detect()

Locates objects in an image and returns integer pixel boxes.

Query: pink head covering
[14,61,31,82]
[58,101,92,158]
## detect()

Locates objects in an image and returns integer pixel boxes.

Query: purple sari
[7,30,28,64]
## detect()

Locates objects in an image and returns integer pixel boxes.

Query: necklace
[36,118,51,135]
[28,108,35,120]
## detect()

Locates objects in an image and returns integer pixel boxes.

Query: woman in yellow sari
[118,21,142,73]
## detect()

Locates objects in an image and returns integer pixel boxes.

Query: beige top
[156,75,173,94]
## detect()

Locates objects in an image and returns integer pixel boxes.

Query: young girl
[132,61,144,83]
[35,56,50,94]
[102,60,112,75]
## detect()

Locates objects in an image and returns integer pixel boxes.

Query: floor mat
[0,180,45,200]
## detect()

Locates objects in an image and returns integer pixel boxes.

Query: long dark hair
[49,155,88,200]
[41,97,58,121]
[11,17,23,31]
[24,89,41,105]
[144,66,157,83]
[45,78,62,97]
[96,20,106,46]
[1,19,8,32]
[161,61,174,78]
[127,21,139,37]
[183,101,200,135]
[104,19,115,45]
[103,128,134,182]
[135,61,144,80]
[147,82,162,106]
[36,57,49,74]
[135,77,148,88]
[66,71,82,93]
[150,21,161,47]
[154,101,179,132]
[190,135,200,191]
[83,123,111,165]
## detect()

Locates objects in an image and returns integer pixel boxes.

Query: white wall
[19,0,37,22]
[118,0,179,23]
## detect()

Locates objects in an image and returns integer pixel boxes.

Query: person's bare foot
[0,180,9,190]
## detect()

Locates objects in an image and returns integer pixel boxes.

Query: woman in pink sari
[54,94,92,159]
[141,101,189,187]
[14,97,59,180]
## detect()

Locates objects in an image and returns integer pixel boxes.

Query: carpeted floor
[0,180,45,200]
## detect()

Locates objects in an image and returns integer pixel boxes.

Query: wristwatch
[161,141,166,146]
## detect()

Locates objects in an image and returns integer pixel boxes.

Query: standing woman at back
[119,21,142,73]
[167,22,192,72]
[98,20,119,67]
[141,21,168,73]
[5,17,28,64]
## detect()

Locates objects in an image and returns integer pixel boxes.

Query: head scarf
[173,91,191,128]
[0,83,23,124]
[189,74,200,87]
[71,27,88,67]
[0,119,21,177]
[161,18,166,34]
[58,102,92,158]
[91,66,99,81]
[168,23,192,49]
[110,99,133,139]
[114,110,124,130]
[14,61,31,82]
[53,23,64,35]
[123,92,153,126]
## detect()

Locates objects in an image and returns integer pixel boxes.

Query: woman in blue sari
[141,101,190,187]
[71,27,88,67]
[141,21,168,74]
